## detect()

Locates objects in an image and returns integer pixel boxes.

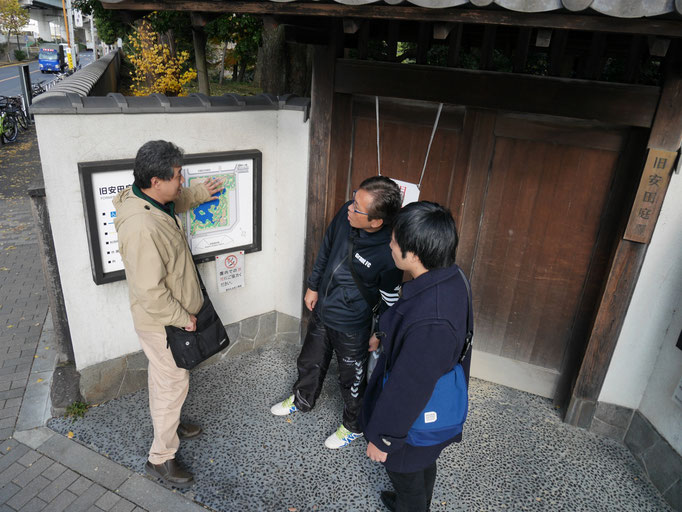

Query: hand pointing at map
[203,177,225,197]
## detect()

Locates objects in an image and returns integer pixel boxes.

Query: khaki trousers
[136,329,189,465]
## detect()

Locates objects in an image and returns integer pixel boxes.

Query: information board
[79,150,262,285]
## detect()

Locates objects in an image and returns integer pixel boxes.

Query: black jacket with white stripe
[307,201,402,332]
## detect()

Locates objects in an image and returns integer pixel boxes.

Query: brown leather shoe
[177,422,202,439]
[144,458,194,488]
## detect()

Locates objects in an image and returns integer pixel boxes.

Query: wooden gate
[343,96,645,400]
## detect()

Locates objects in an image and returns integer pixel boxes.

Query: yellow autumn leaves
[127,19,197,97]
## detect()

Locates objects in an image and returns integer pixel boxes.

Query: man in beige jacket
[114,140,223,488]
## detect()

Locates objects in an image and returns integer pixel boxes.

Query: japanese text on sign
[216,251,245,292]
[624,148,678,244]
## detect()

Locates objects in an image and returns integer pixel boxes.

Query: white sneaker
[270,395,298,416]
[324,424,363,449]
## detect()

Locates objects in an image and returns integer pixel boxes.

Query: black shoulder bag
[165,266,230,370]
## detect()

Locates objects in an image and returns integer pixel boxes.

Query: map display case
[79,150,262,285]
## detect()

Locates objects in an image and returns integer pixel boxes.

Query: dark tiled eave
[31,92,310,119]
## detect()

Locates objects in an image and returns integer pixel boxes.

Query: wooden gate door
[344,96,642,401]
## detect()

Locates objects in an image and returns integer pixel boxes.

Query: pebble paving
[48,340,672,512]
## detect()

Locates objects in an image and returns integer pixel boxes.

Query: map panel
[182,157,256,258]
[188,173,237,235]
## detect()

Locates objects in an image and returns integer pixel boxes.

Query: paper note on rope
[391,179,420,207]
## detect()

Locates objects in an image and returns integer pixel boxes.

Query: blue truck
[38,44,66,73]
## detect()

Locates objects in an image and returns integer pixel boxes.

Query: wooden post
[446,23,463,68]
[190,13,210,95]
[301,27,343,331]
[565,68,682,427]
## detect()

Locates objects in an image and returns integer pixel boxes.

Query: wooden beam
[357,20,369,60]
[624,35,645,83]
[417,22,430,65]
[549,30,569,76]
[447,23,463,68]
[565,69,682,427]
[283,24,330,46]
[301,32,343,329]
[512,27,531,73]
[480,25,496,70]
[334,59,659,128]
[584,32,607,80]
[387,20,399,62]
[101,1,682,38]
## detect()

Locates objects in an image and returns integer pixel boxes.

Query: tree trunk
[166,30,176,59]
[257,17,312,96]
[6,32,12,62]
[191,25,210,95]
[219,41,227,85]
[286,42,313,97]
[238,61,246,82]
[258,18,286,94]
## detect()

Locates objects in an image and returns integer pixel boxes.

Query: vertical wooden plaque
[624,148,678,243]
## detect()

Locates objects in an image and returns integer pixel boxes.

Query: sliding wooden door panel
[472,131,622,371]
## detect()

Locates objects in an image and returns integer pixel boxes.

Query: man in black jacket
[271,176,403,449]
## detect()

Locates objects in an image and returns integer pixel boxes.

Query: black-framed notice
[79,150,263,285]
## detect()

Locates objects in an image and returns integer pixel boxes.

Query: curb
[0,59,38,69]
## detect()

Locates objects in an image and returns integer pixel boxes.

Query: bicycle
[0,111,18,144]
[31,81,47,98]
[0,96,28,131]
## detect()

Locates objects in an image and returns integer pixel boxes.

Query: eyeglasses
[351,190,369,216]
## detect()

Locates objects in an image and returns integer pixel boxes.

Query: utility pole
[61,0,76,70]
[89,15,97,59]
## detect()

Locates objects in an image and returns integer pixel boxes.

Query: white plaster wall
[34,110,309,370]
[600,167,682,453]
[274,111,310,319]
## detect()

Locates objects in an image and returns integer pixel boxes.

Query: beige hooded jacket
[113,184,212,332]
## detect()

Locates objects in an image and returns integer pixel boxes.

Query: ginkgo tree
[0,0,29,62]
[127,17,197,96]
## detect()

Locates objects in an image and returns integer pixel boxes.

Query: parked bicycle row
[31,69,75,98]
[0,95,29,144]
[2,67,77,144]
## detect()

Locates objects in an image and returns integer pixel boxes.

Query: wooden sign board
[624,148,678,244]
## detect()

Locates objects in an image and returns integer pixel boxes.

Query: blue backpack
[384,267,473,447]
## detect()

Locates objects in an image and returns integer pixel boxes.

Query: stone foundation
[79,311,300,404]
[590,403,682,511]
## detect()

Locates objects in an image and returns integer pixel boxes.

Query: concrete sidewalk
[0,129,674,511]
[0,128,197,512]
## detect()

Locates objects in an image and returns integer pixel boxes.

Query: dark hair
[133,140,184,189]
[358,176,402,225]
[393,201,458,270]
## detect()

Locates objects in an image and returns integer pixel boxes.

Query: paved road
[0,51,95,98]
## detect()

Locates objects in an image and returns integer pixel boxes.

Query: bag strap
[348,230,381,314]
[385,266,473,380]
[456,266,474,365]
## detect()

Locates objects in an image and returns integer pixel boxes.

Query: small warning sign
[215,251,245,292]
[391,178,420,207]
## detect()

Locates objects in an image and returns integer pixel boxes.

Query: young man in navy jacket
[271,176,403,449]
[363,201,471,511]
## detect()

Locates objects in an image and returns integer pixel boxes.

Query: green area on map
[188,174,236,235]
